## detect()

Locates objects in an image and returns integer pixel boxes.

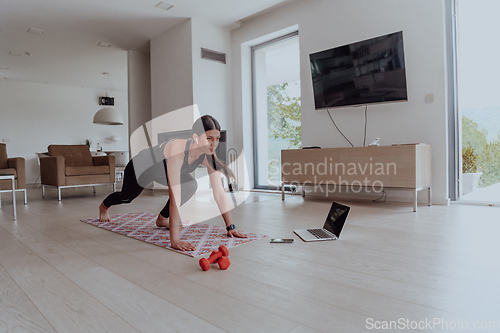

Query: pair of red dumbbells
[199,246,230,271]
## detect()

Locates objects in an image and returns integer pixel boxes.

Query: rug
[80,212,267,257]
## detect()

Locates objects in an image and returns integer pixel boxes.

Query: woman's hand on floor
[227,229,248,238]
[171,239,196,251]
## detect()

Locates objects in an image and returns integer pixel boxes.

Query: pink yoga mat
[81,212,267,257]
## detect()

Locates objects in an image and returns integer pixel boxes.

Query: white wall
[191,19,233,141]
[0,80,128,183]
[149,19,233,190]
[128,50,152,148]
[231,0,450,204]
[150,18,233,140]
[150,19,193,120]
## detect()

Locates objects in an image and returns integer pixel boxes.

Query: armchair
[40,144,115,200]
[0,143,27,204]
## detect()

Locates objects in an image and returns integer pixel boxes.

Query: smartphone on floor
[270,238,294,243]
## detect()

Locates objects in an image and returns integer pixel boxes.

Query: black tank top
[179,139,206,174]
[132,139,205,185]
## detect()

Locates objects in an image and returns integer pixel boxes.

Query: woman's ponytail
[211,153,235,183]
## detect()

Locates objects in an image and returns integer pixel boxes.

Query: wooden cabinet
[281,144,432,212]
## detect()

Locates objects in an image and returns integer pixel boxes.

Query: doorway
[456,0,500,204]
[251,32,301,190]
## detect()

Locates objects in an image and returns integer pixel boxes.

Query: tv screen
[310,31,407,110]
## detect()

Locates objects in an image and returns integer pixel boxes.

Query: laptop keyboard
[307,228,333,239]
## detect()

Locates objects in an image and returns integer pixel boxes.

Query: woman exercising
[99,115,247,251]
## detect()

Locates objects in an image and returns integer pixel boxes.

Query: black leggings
[103,160,198,218]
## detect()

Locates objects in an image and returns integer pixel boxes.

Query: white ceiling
[0,0,294,92]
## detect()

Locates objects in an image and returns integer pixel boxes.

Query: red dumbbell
[199,246,230,271]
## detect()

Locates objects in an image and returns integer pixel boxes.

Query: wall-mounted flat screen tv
[310,31,407,110]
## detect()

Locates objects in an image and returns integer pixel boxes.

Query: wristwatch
[226,224,236,231]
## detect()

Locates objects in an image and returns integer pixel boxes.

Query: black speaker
[99,96,114,106]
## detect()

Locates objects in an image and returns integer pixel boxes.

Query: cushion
[65,165,109,176]
[66,174,111,186]
[0,168,17,177]
[48,145,93,167]
[0,143,7,169]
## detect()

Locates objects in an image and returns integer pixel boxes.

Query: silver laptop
[294,201,350,242]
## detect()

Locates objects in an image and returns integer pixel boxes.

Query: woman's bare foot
[156,215,184,230]
[99,202,110,222]
[156,214,170,228]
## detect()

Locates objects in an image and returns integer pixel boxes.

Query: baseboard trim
[296,187,450,206]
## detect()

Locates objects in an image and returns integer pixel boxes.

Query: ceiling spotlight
[98,42,112,47]
[155,1,174,11]
[9,52,22,56]
[27,28,44,35]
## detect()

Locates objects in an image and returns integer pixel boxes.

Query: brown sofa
[0,143,27,204]
[40,145,115,200]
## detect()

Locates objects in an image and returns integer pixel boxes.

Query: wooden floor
[0,185,499,332]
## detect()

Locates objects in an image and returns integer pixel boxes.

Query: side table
[0,174,16,220]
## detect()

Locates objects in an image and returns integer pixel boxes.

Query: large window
[456,0,500,203]
[251,32,301,189]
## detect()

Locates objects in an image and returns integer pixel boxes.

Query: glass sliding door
[456,0,500,203]
[251,32,301,190]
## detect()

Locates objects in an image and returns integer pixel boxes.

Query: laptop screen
[323,202,350,238]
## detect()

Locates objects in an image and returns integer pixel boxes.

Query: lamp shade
[93,107,124,125]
